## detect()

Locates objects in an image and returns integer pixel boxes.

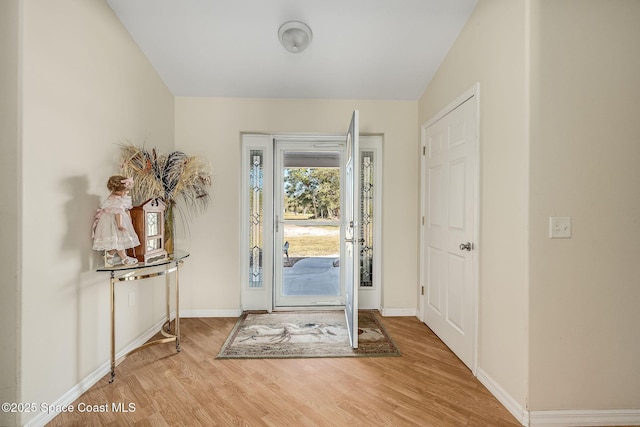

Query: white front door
[421,90,478,371]
[344,111,360,348]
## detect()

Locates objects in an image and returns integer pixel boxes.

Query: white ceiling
[106,0,477,100]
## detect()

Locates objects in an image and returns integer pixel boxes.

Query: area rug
[216,310,400,359]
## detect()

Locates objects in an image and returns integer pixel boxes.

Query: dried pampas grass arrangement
[119,142,212,223]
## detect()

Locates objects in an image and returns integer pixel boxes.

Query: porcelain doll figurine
[92,175,140,266]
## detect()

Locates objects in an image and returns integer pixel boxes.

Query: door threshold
[273,305,345,312]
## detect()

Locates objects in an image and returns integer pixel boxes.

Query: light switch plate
[549,216,571,238]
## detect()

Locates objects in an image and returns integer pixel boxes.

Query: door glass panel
[282,222,340,296]
[360,151,374,287]
[275,149,343,306]
[249,150,264,288]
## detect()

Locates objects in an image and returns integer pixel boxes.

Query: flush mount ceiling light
[278,21,313,53]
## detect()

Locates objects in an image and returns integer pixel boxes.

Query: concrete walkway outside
[283,256,340,296]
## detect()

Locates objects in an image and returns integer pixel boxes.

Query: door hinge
[422,216,425,226]
[421,286,424,295]
[422,146,426,155]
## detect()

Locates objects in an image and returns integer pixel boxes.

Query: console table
[97,251,189,382]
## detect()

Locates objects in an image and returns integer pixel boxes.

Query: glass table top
[96,250,190,272]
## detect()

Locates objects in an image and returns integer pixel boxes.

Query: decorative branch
[119,142,212,219]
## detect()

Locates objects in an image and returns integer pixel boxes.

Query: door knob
[459,242,472,251]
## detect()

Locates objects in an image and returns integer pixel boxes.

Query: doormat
[216,310,400,359]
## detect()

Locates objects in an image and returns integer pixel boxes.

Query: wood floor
[48,314,521,427]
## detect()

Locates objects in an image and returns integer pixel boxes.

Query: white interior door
[344,111,360,348]
[422,93,478,370]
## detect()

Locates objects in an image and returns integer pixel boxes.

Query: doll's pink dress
[92,195,140,251]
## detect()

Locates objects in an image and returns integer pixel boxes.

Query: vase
[164,201,176,256]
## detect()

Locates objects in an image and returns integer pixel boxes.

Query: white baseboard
[476,367,529,426]
[24,316,172,427]
[476,369,640,427]
[379,307,417,317]
[180,308,242,318]
[529,409,640,427]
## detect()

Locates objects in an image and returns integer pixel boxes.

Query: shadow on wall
[62,175,108,383]
[61,175,101,272]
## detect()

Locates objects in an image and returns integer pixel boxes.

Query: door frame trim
[273,139,346,308]
[240,133,383,312]
[419,82,480,374]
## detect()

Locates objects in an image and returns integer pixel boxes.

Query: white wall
[418,0,529,413]
[420,0,640,417]
[19,1,174,425]
[174,98,418,314]
[529,0,640,410]
[0,1,20,426]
